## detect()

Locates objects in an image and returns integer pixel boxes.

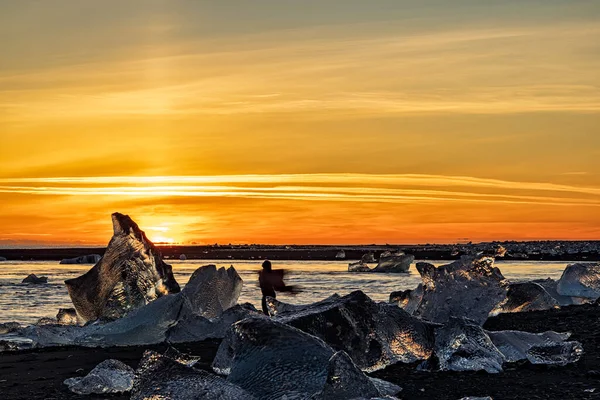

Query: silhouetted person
[258,260,299,315]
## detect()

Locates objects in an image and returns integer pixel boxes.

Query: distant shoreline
[0,242,598,262]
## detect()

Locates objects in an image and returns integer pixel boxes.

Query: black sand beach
[1,242,599,262]
[2,304,599,400]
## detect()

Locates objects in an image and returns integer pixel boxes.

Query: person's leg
[262,293,275,315]
[262,296,268,315]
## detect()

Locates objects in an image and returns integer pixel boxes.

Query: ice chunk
[362,252,377,263]
[434,317,504,373]
[0,322,21,334]
[372,252,414,273]
[532,278,580,306]
[131,350,256,400]
[458,397,493,400]
[490,282,559,315]
[415,256,508,325]
[57,308,79,325]
[265,294,341,317]
[214,317,333,397]
[179,264,243,319]
[60,254,102,264]
[213,318,400,399]
[15,324,85,348]
[368,377,403,398]
[318,351,395,400]
[64,359,134,395]
[76,293,183,347]
[487,330,583,365]
[162,347,202,367]
[348,261,372,272]
[168,303,264,343]
[36,317,57,325]
[65,212,180,323]
[0,338,33,351]
[21,274,48,284]
[557,263,600,300]
[389,284,423,315]
[271,291,435,372]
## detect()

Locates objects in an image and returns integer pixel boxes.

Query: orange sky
[1,1,599,246]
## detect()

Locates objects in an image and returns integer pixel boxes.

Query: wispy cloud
[1,174,599,207]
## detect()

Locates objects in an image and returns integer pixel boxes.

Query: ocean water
[0,259,571,325]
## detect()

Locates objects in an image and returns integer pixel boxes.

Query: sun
[149,234,175,244]
[146,225,176,244]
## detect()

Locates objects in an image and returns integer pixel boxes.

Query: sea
[0,259,571,325]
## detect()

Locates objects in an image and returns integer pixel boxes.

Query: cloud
[0,174,599,208]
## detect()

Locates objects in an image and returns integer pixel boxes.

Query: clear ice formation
[348,261,372,272]
[265,294,341,317]
[212,318,401,400]
[65,212,181,323]
[532,278,581,306]
[318,351,400,400]
[490,282,559,315]
[56,308,78,325]
[557,263,600,300]
[389,285,423,315]
[168,303,264,343]
[487,330,583,365]
[414,256,508,325]
[131,350,256,400]
[64,359,135,395]
[1,264,246,349]
[178,264,243,319]
[260,291,435,372]
[76,294,185,346]
[433,317,582,373]
[434,317,505,373]
[372,251,414,273]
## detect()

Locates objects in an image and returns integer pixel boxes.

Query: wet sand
[1,304,599,400]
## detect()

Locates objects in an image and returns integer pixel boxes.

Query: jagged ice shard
[433,318,582,373]
[212,318,401,400]
[372,251,414,273]
[557,262,600,300]
[64,359,135,395]
[265,294,341,317]
[168,303,264,343]
[389,284,423,315]
[487,330,583,365]
[318,351,401,400]
[65,213,180,323]
[267,291,435,372]
[490,282,559,315]
[415,256,508,325]
[434,317,505,373]
[131,350,256,400]
[179,264,243,319]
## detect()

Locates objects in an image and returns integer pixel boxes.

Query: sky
[1,0,599,246]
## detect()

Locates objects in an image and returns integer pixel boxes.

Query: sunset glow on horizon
[1,1,599,247]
